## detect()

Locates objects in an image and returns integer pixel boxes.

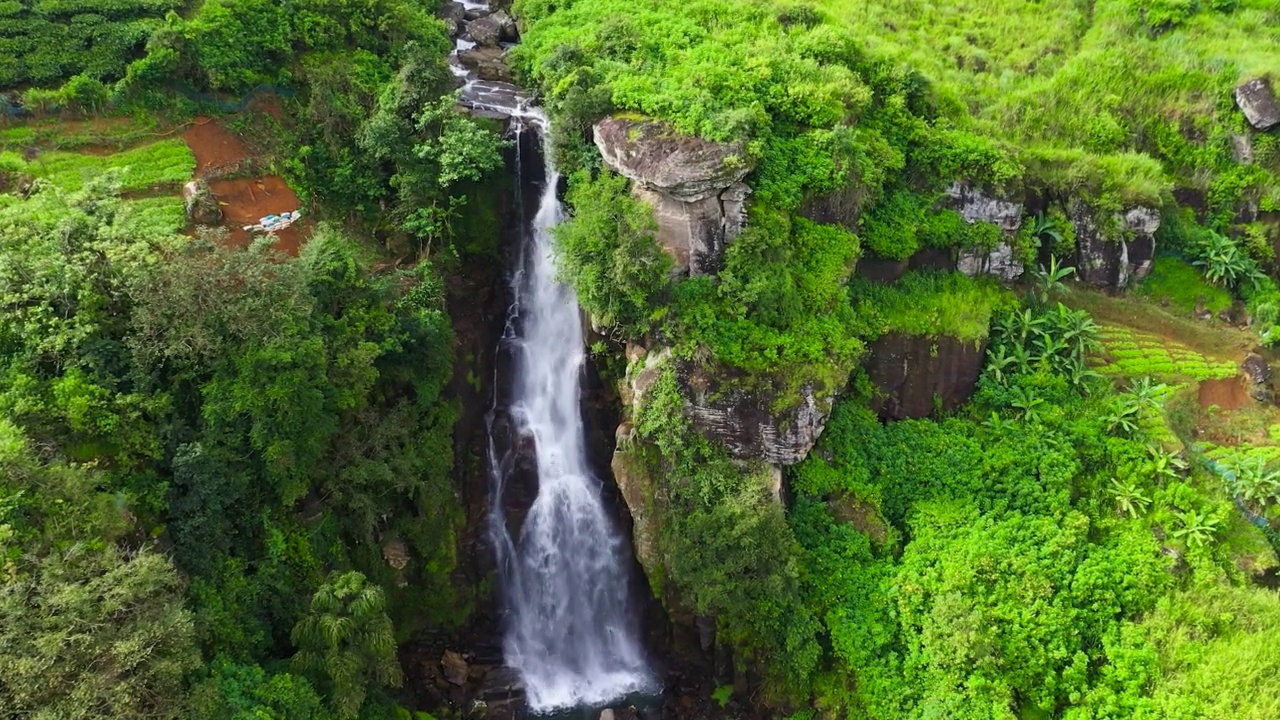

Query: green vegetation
[6,0,1280,718]
[1138,256,1234,315]
[854,271,1015,343]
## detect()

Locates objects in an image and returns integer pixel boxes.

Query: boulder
[457,47,512,82]
[467,10,516,47]
[438,1,465,24]
[1071,201,1159,290]
[600,711,616,720]
[1235,77,1280,131]
[866,333,987,420]
[595,117,754,275]
[182,179,221,224]
[612,433,661,585]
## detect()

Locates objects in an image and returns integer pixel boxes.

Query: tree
[0,544,200,720]
[291,572,402,719]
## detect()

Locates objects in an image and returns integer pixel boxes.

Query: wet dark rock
[458,47,512,82]
[1235,77,1280,131]
[442,650,469,686]
[458,80,531,121]
[866,333,988,420]
[856,256,910,284]
[439,1,465,23]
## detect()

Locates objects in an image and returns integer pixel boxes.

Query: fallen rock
[457,47,512,82]
[438,1,465,23]
[441,650,469,686]
[1235,77,1280,131]
[600,709,616,720]
[467,10,516,47]
[182,179,221,224]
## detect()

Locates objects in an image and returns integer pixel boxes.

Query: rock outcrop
[681,364,831,466]
[594,116,754,276]
[944,182,1025,283]
[1071,202,1160,290]
[1235,77,1280,131]
[865,333,987,420]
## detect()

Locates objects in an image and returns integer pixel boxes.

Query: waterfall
[484,115,657,712]
[451,4,656,707]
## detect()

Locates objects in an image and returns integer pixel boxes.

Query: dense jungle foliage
[1,0,503,716]
[516,0,1280,717]
[4,0,1280,718]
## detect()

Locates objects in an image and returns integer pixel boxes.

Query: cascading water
[459,14,656,712]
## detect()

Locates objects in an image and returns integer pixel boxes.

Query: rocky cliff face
[865,333,988,420]
[593,117,753,276]
[945,182,1026,283]
[1071,201,1160,289]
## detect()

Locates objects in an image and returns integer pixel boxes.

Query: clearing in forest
[180,117,306,255]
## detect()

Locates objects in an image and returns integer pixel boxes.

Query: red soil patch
[1199,375,1250,411]
[207,175,306,256]
[182,116,252,176]
[181,116,305,256]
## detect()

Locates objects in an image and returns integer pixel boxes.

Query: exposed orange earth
[180,116,306,255]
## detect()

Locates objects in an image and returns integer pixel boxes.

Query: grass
[1137,255,1233,316]
[21,138,195,192]
[852,270,1016,342]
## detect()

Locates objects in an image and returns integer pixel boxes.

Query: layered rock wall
[1071,201,1160,289]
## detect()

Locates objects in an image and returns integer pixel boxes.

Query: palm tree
[292,571,403,719]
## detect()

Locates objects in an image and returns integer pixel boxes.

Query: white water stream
[459,6,657,713]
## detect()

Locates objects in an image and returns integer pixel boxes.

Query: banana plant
[1029,255,1075,305]
[1145,446,1188,483]
[1170,508,1222,549]
[1110,476,1151,518]
[1105,395,1143,436]
[1009,386,1046,423]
